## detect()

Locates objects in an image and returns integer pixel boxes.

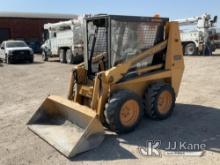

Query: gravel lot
[0,55,219,165]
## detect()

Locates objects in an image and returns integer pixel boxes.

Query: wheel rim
[185,44,195,55]
[120,100,139,127]
[157,91,172,114]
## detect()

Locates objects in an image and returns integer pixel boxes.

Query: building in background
[0,12,77,52]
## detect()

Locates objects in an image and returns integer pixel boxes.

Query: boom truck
[175,13,218,55]
[41,15,89,64]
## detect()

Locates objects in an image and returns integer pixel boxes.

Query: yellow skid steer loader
[28,15,184,158]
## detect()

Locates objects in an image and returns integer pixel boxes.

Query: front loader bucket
[27,95,105,158]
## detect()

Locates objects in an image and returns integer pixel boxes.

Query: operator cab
[84,15,169,78]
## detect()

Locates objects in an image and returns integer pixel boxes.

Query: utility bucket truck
[175,13,218,56]
[41,15,88,64]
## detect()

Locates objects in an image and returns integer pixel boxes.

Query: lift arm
[103,40,168,84]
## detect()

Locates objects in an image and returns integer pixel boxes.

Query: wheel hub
[120,100,139,127]
[185,44,195,55]
[157,90,172,114]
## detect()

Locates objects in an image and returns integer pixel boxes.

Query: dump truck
[41,15,87,64]
[28,15,184,158]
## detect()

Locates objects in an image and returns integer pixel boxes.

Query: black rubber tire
[184,43,197,56]
[29,57,34,63]
[144,83,175,120]
[104,90,143,134]
[66,49,74,64]
[0,59,3,66]
[204,45,212,56]
[42,51,48,61]
[73,54,84,64]
[59,49,66,63]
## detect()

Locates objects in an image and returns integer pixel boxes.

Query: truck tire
[29,57,34,63]
[66,49,74,64]
[144,83,175,120]
[42,51,48,61]
[73,54,84,64]
[0,59,3,66]
[204,45,212,56]
[104,90,143,134]
[184,43,197,55]
[59,49,66,63]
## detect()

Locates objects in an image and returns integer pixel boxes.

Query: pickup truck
[0,40,34,64]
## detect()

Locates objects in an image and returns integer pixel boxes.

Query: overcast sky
[0,0,219,26]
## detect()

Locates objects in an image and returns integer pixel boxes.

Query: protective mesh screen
[87,22,107,57]
[87,21,108,73]
[111,20,163,67]
[94,27,107,54]
[86,17,165,74]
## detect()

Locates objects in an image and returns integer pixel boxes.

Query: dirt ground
[0,54,220,165]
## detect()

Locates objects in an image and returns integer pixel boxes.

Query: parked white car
[0,40,34,64]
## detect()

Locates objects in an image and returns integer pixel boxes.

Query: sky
[0,0,219,26]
